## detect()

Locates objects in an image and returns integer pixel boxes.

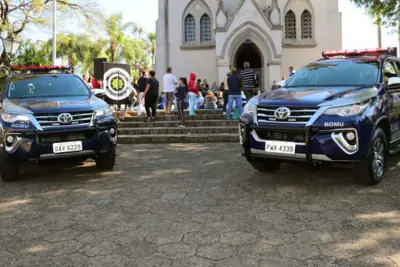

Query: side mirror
[387,77,400,86]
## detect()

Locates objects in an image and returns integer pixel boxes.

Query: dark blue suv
[239,48,400,185]
[0,66,117,181]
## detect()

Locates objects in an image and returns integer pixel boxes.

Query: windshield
[7,75,91,99]
[285,60,379,87]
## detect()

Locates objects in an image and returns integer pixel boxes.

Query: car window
[285,60,379,88]
[384,61,398,82]
[7,75,90,99]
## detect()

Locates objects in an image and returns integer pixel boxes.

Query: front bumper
[239,122,372,164]
[1,125,117,161]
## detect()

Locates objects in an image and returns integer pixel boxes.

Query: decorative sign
[103,67,132,101]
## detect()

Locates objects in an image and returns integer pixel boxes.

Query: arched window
[184,14,196,43]
[301,10,312,39]
[285,10,296,39]
[200,14,212,43]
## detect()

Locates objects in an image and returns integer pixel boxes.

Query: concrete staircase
[117,110,240,143]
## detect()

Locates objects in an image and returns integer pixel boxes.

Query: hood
[3,95,107,114]
[257,86,378,107]
[189,72,197,81]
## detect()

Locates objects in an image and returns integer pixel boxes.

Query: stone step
[118,126,238,135]
[118,114,226,122]
[118,133,239,143]
[118,120,238,128]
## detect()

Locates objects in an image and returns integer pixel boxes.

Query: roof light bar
[322,47,396,58]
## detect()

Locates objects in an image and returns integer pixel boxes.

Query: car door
[384,59,400,143]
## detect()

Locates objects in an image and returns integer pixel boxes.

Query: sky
[22,0,400,49]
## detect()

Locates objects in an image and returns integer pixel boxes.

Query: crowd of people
[86,63,296,124]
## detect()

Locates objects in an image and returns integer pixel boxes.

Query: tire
[353,127,388,185]
[0,155,20,182]
[95,147,116,170]
[247,157,282,172]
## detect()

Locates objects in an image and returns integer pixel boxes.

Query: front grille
[257,106,318,124]
[39,131,95,144]
[255,129,305,142]
[35,111,93,129]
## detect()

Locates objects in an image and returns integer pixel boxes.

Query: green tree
[14,40,52,66]
[53,33,92,72]
[121,37,150,78]
[105,13,134,62]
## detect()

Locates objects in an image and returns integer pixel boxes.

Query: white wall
[280,0,342,76]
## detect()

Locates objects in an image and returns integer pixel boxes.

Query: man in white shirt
[163,67,178,114]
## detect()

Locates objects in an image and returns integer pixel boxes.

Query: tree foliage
[0,0,101,36]
[349,0,399,29]
[12,13,155,79]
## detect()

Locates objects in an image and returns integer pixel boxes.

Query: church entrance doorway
[233,39,263,91]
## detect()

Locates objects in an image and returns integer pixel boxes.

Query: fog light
[346,132,355,141]
[6,135,15,144]
[109,128,115,135]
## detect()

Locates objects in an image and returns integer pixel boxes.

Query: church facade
[155,0,342,90]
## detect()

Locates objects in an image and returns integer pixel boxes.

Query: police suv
[239,48,400,185]
[0,66,117,181]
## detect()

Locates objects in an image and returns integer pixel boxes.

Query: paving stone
[294,230,334,245]
[2,143,400,267]
[145,232,183,245]
[278,242,321,260]
[196,244,235,261]
[172,256,215,267]
[219,231,258,245]
[216,257,258,267]
[183,231,219,245]
[158,243,196,259]
[135,255,172,267]
[87,254,132,267]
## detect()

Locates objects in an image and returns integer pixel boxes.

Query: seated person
[205,90,217,109]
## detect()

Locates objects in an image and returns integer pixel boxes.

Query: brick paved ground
[1,143,400,266]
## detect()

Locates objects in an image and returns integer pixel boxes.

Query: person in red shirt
[91,74,102,89]
[188,72,199,115]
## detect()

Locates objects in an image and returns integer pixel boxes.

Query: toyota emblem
[57,113,73,124]
[274,107,291,120]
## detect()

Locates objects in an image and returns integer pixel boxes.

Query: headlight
[323,101,370,116]
[243,101,257,114]
[94,107,113,117]
[1,113,30,123]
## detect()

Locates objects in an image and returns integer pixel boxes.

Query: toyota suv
[0,66,117,181]
[239,48,400,185]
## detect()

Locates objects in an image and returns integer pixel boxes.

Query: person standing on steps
[137,71,147,116]
[226,68,244,120]
[240,62,256,100]
[175,77,188,127]
[163,67,178,114]
[188,72,199,116]
[222,72,231,113]
[143,70,159,122]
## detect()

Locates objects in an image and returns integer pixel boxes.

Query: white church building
[155,0,342,90]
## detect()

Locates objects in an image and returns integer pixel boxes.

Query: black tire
[0,155,20,182]
[247,157,282,172]
[95,147,116,170]
[353,127,388,185]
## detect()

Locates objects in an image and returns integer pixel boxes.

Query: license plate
[265,141,295,154]
[53,141,83,154]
